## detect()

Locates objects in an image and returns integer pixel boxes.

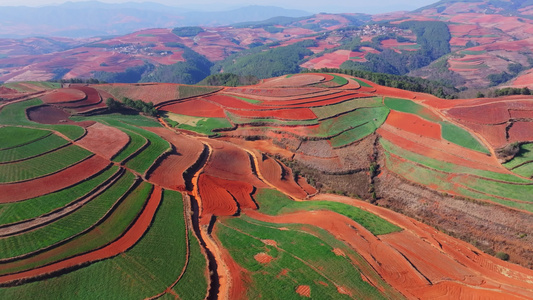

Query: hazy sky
[0,0,440,14]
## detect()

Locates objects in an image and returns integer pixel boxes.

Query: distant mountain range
[0,1,311,38]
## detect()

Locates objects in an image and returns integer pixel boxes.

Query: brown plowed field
[96,83,180,105]
[447,102,511,124]
[461,123,509,149]
[224,87,322,98]
[226,107,316,120]
[0,155,110,203]
[0,186,162,285]
[198,174,239,218]
[256,155,308,199]
[509,109,533,119]
[258,74,325,88]
[58,86,101,108]
[203,94,261,110]
[385,110,441,140]
[508,121,533,142]
[160,98,226,118]
[41,89,86,104]
[76,122,129,160]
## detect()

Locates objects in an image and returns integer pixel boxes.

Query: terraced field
[1,73,533,299]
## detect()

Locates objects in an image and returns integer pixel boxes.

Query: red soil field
[41,89,86,104]
[203,94,261,110]
[0,186,163,285]
[0,155,110,203]
[380,39,418,50]
[198,174,239,218]
[300,50,351,69]
[259,91,367,107]
[26,105,73,124]
[56,86,101,108]
[96,83,181,106]
[297,176,317,195]
[374,85,417,99]
[0,87,18,95]
[76,123,130,160]
[226,107,316,121]
[145,127,204,191]
[256,155,308,199]
[223,89,337,103]
[254,253,273,264]
[224,87,322,98]
[160,98,227,118]
[385,110,442,140]
[296,285,311,297]
[508,122,533,142]
[447,102,510,125]
[378,124,507,173]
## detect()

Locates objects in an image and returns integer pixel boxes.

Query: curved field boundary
[0,167,124,238]
[0,172,138,263]
[222,89,339,102]
[384,97,442,122]
[440,121,490,154]
[75,122,130,161]
[504,143,533,169]
[0,145,93,184]
[0,127,51,150]
[0,184,163,289]
[0,134,70,164]
[330,122,384,148]
[41,89,87,105]
[0,165,119,227]
[225,111,318,126]
[57,86,102,108]
[0,99,87,141]
[311,96,383,120]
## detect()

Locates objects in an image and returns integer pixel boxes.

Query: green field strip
[0,165,118,227]
[380,139,529,183]
[229,95,262,104]
[315,106,390,138]
[440,122,490,154]
[172,230,208,300]
[511,162,533,178]
[0,99,85,140]
[0,134,70,163]
[176,115,234,136]
[72,113,162,128]
[451,175,533,203]
[111,128,147,163]
[460,50,487,55]
[3,82,60,92]
[452,64,489,70]
[330,120,385,148]
[311,96,382,120]
[0,127,51,150]
[226,111,318,126]
[255,189,401,235]
[0,171,136,261]
[384,152,533,212]
[0,144,92,183]
[503,143,533,169]
[0,189,187,299]
[352,78,373,88]
[217,216,390,299]
[178,85,221,99]
[384,97,442,122]
[329,73,349,86]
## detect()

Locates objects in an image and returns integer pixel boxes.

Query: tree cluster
[106,97,157,117]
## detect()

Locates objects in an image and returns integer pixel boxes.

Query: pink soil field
[258,91,370,107]
[222,89,337,103]
[423,95,528,110]
[202,94,262,110]
[509,109,533,119]
[0,155,110,203]
[145,127,204,191]
[0,186,163,285]
[198,174,239,218]
[385,110,442,140]
[41,89,86,104]
[224,87,323,98]
[57,86,101,108]
[378,124,507,173]
[253,253,273,264]
[446,102,511,125]
[380,39,418,50]
[508,122,533,143]
[26,105,95,128]
[96,83,181,106]
[76,123,129,160]
[160,98,227,118]
[243,195,533,300]
[301,50,352,69]
[257,74,325,88]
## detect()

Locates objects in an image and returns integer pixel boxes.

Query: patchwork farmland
[0,74,533,299]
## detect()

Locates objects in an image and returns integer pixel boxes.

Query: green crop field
[217,216,392,299]
[0,133,70,163]
[330,120,384,148]
[380,139,528,183]
[328,73,349,86]
[511,162,533,178]
[0,166,118,226]
[440,122,490,154]
[0,99,85,140]
[0,126,51,150]
[178,85,221,99]
[254,188,401,235]
[0,145,92,183]
[311,97,382,120]
[315,106,389,138]
[0,189,188,299]
[176,115,233,136]
[384,97,441,122]
[352,78,373,87]
[0,171,137,261]
[172,230,208,299]
[228,95,262,104]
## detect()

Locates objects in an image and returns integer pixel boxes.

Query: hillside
[0,74,532,298]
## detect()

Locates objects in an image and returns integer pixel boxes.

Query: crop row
[0,133,69,163]
[0,144,92,183]
[0,165,119,226]
[0,127,51,150]
[311,96,382,120]
[0,171,137,262]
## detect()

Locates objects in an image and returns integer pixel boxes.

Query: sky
[0,0,440,14]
